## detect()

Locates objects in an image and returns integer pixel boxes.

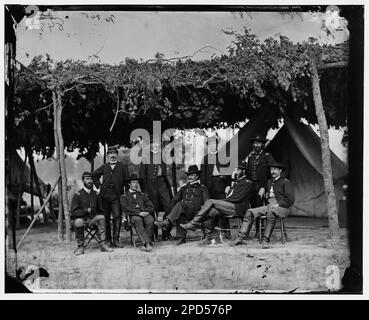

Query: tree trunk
[53,95,64,241]
[103,142,106,164]
[91,157,94,171]
[54,89,72,241]
[310,61,340,242]
[16,152,28,229]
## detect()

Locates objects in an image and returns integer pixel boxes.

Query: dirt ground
[6,217,350,293]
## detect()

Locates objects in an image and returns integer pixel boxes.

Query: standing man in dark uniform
[244,134,274,238]
[201,135,232,239]
[155,165,209,245]
[93,145,129,248]
[71,172,113,255]
[139,138,173,241]
[234,162,295,248]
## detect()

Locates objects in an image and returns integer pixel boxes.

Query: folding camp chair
[259,216,287,244]
[72,224,100,253]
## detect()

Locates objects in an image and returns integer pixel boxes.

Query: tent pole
[30,159,34,220]
[28,149,47,223]
[16,176,60,251]
[16,152,28,229]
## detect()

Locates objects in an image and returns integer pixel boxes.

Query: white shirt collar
[83,186,92,194]
[188,179,200,185]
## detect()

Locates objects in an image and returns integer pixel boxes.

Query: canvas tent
[217,107,348,217]
[8,149,48,198]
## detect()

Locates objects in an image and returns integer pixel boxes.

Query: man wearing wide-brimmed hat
[120,174,155,252]
[245,134,275,238]
[139,137,173,241]
[155,165,209,245]
[93,145,129,248]
[180,161,254,244]
[71,172,114,255]
[234,161,295,248]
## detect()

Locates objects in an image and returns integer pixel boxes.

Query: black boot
[254,217,260,239]
[96,222,113,252]
[261,213,276,249]
[112,218,124,248]
[234,211,254,245]
[75,227,85,255]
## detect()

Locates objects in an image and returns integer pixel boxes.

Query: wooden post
[17,177,60,250]
[55,89,72,241]
[16,152,28,229]
[310,60,339,242]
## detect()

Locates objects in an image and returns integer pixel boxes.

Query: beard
[84,182,93,189]
[254,146,263,153]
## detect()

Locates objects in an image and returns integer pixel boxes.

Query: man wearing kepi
[155,165,209,245]
[244,134,274,238]
[71,172,113,255]
[234,161,295,248]
[139,138,173,241]
[93,145,129,248]
[180,161,254,243]
[120,174,155,252]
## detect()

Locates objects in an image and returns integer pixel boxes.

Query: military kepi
[107,145,118,154]
[186,165,201,174]
[82,171,94,179]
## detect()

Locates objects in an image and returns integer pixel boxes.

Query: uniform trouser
[130,215,155,245]
[193,199,238,223]
[149,178,172,239]
[102,196,121,241]
[209,177,230,233]
[166,202,197,239]
[238,206,280,241]
[149,177,172,217]
[249,189,264,234]
[74,215,106,247]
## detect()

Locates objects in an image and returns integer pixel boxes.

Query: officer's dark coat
[172,181,209,211]
[245,150,274,191]
[93,162,129,199]
[71,188,105,219]
[200,153,231,199]
[120,191,155,217]
[139,158,173,201]
[266,177,295,209]
[224,176,254,216]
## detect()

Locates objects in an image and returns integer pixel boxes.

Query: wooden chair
[125,212,157,247]
[259,216,287,244]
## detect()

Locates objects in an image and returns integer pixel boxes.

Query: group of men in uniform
[70,134,295,254]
